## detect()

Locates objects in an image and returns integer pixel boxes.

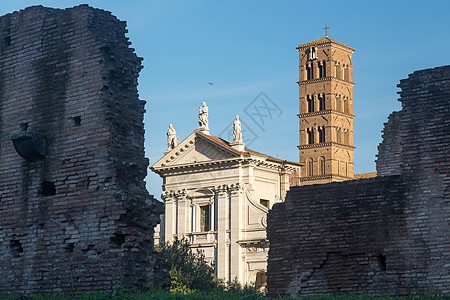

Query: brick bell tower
[297,36,355,185]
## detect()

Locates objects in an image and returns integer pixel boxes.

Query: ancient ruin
[0,5,166,294]
[267,65,449,296]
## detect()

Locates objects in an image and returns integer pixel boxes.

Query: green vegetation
[0,291,448,300]
[156,238,260,296]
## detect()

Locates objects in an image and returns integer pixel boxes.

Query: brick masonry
[0,5,167,294]
[267,65,449,297]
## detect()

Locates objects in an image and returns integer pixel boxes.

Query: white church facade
[151,103,301,288]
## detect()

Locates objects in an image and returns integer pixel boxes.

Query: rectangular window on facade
[260,199,269,209]
[200,205,210,232]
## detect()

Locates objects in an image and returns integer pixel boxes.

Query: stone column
[163,191,175,243]
[176,190,188,236]
[215,185,228,281]
[210,200,215,232]
[229,184,242,283]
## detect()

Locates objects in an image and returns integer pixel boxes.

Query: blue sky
[2,1,449,197]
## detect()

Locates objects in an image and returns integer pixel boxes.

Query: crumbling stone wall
[0,5,166,294]
[267,65,449,297]
[376,111,403,176]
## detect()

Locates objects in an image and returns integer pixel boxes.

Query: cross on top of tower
[323,23,330,37]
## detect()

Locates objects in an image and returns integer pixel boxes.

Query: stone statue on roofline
[198,101,209,132]
[233,115,243,143]
[166,124,180,152]
[230,115,245,151]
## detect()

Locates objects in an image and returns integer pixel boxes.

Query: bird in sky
[207,82,214,85]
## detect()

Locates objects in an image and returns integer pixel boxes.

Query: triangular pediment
[151,131,241,169]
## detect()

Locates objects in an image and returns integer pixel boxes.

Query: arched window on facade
[320,156,326,176]
[307,128,314,144]
[319,93,325,110]
[307,95,314,112]
[322,60,327,77]
[319,126,325,143]
[255,272,267,292]
[308,158,314,177]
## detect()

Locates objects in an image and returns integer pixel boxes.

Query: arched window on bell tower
[306,64,312,80]
[337,128,342,144]
[307,95,314,113]
[318,62,323,78]
[319,156,326,176]
[319,93,325,110]
[307,128,315,145]
[319,126,325,143]
[310,47,317,60]
[308,158,314,177]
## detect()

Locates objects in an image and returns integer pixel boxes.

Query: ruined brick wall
[267,65,449,297]
[0,5,166,294]
[376,111,403,176]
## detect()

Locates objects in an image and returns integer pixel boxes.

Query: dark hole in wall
[110,233,125,248]
[4,36,11,46]
[378,254,387,271]
[82,244,95,252]
[10,240,23,258]
[20,122,29,131]
[65,243,75,253]
[39,181,56,196]
[72,116,81,126]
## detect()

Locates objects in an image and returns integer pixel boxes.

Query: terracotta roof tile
[196,131,302,166]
